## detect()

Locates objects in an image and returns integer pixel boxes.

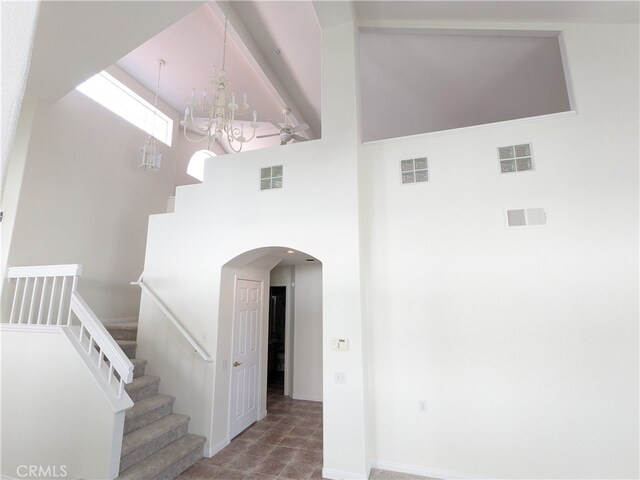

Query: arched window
[187,150,216,182]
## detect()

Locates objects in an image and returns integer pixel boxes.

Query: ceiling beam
[311,1,355,29]
[208,1,315,139]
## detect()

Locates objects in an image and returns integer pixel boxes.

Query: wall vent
[506,208,547,227]
[401,157,429,184]
[261,165,283,190]
[498,143,534,173]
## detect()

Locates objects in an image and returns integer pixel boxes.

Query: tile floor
[177,387,433,480]
[177,386,324,480]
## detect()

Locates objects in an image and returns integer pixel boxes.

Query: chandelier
[140,59,165,170]
[180,16,258,153]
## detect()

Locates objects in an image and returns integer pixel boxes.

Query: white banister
[69,292,134,384]
[4,264,135,399]
[131,275,213,362]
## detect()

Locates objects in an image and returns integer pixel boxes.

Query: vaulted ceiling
[24,1,639,153]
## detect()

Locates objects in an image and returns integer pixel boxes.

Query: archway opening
[213,246,323,457]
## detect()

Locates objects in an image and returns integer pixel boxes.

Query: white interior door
[230,279,261,438]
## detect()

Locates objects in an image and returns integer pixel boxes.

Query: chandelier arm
[188,107,214,135]
[226,132,244,153]
[241,125,258,143]
[182,127,211,144]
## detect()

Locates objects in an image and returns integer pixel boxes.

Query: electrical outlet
[418,399,427,413]
[334,372,347,384]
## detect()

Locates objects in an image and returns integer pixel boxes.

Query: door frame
[227,276,264,440]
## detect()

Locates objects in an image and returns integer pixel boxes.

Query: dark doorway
[267,286,286,388]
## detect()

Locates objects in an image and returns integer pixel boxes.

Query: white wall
[0,0,40,314]
[363,23,639,479]
[138,20,370,477]
[293,263,323,401]
[1,326,125,480]
[5,65,179,320]
[0,0,40,194]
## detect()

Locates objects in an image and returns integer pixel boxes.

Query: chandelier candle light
[140,59,165,170]
[181,16,259,153]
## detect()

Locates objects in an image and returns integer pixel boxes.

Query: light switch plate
[331,337,349,351]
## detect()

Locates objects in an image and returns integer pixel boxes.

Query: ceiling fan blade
[291,134,308,142]
[292,123,309,133]
[268,120,282,130]
[257,133,280,139]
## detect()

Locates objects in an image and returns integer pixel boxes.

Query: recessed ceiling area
[358,29,572,142]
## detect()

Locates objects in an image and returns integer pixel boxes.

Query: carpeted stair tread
[118,433,205,480]
[124,394,175,434]
[130,358,147,378]
[106,324,138,341]
[124,375,160,401]
[116,339,137,359]
[120,414,191,471]
[121,413,190,457]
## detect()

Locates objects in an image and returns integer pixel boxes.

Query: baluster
[56,276,68,325]
[67,274,79,325]
[97,348,104,369]
[17,277,30,324]
[27,277,39,324]
[78,323,84,342]
[47,277,58,325]
[118,378,125,398]
[107,364,114,384]
[9,277,21,324]
[37,277,48,324]
[87,336,94,355]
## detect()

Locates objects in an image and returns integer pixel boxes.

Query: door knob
[233,361,242,367]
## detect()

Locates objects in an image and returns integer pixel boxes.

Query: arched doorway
[215,246,323,444]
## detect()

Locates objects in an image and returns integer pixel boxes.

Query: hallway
[177,387,323,479]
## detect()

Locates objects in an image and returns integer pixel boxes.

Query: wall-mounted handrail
[131,274,213,362]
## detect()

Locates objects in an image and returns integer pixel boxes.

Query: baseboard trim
[292,393,323,402]
[371,460,485,479]
[101,316,138,326]
[207,437,230,457]
[322,468,368,480]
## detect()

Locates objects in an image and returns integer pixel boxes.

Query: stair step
[131,358,147,378]
[117,340,137,359]
[120,414,191,472]
[125,375,160,402]
[125,394,175,435]
[106,324,138,341]
[118,433,205,480]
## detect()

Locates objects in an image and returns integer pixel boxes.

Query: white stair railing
[7,264,80,326]
[5,264,134,398]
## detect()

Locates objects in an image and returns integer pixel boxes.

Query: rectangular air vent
[499,143,534,173]
[401,157,429,184]
[506,208,547,227]
[260,165,283,190]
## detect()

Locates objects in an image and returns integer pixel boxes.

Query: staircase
[106,323,205,480]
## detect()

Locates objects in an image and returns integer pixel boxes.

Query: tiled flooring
[177,386,323,479]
